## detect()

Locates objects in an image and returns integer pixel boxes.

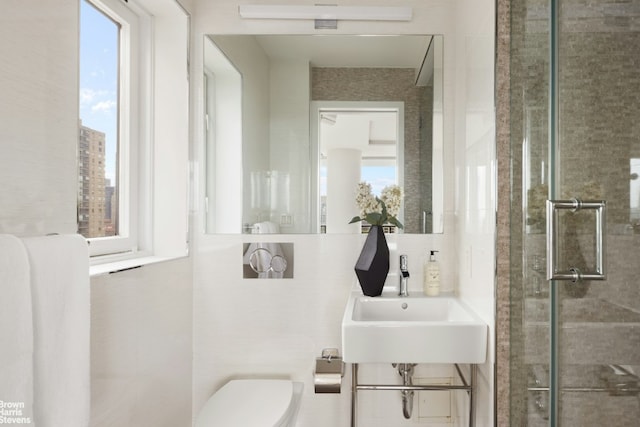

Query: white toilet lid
[197,380,294,427]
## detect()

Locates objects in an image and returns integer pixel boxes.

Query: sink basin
[342,292,487,364]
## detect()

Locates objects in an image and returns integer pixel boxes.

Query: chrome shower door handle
[546,199,607,282]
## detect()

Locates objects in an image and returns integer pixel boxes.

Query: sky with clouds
[79,0,118,184]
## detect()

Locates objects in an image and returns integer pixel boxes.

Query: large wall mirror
[204,34,444,234]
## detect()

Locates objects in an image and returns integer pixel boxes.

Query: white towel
[253,221,279,234]
[0,234,33,425]
[22,234,90,427]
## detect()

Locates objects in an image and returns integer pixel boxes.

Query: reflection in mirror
[203,38,242,233]
[204,35,444,234]
[314,102,404,234]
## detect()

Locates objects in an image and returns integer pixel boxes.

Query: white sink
[341,292,487,364]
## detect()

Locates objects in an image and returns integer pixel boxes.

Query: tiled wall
[192,1,499,427]
[504,0,640,425]
[0,0,79,236]
[90,259,193,426]
[0,1,195,426]
[0,1,502,426]
[311,67,428,233]
[495,0,512,424]
[192,233,456,427]
[452,0,497,425]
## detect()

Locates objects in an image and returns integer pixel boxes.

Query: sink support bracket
[350,363,478,427]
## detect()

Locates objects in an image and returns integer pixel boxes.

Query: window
[79,0,146,257]
[79,0,190,271]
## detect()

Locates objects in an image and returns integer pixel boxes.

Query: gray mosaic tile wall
[505,0,640,425]
[311,67,433,233]
[504,0,549,423]
[495,0,512,423]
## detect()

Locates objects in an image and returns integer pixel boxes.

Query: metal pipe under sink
[350,363,477,427]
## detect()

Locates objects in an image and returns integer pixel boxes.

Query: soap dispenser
[423,250,440,296]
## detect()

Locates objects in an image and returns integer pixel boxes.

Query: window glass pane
[361,164,397,196]
[78,0,119,238]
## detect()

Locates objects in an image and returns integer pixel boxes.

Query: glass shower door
[550,0,640,424]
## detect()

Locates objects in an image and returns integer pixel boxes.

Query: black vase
[354,225,390,297]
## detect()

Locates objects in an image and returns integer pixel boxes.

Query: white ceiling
[211,35,433,161]
[253,35,431,161]
[320,111,398,160]
[254,34,432,69]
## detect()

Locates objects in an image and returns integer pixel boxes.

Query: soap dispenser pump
[423,250,440,296]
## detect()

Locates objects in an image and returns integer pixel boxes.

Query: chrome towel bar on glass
[546,199,606,282]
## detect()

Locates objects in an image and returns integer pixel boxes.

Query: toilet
[196,379,304,426]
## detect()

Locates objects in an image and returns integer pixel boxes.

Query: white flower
[350,181,404,229]
[354,182,377,216]
[380,185,403,217]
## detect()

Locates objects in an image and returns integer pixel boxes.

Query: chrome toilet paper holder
[314,348,344,393]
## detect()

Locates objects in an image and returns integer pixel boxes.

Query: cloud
[79,88,96,105]
[80,87,116,114]
[79,88,110,107]
[91,100,117,114]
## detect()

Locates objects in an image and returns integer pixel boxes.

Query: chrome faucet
[399,254,410,297]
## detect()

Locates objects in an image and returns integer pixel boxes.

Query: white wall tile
[190,0,499,425]
[454,0,497,425]
[91,258,193,427]
[1,2,194,427]
[0,0,79,236]
[0,0,499,425]
[193,233,458,426]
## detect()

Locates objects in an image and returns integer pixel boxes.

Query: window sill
[89,254,187,277]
